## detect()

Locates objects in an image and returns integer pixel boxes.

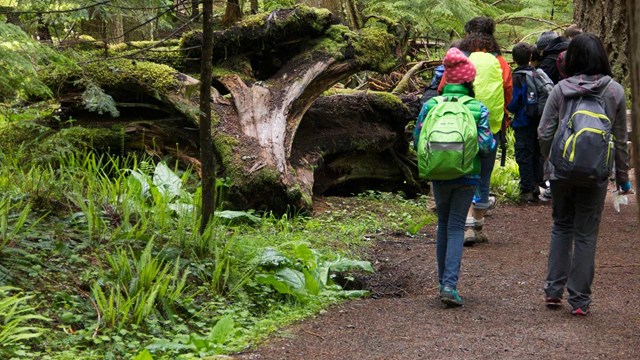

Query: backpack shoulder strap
[456,95,475,105]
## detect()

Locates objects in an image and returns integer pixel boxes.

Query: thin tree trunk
[626,0,640,220]
[200,0,216,232]
[222,0,242,27]
[345,0,362,29]
[192,0,200,19]
[36,13,51,41]
[250,0,258,14]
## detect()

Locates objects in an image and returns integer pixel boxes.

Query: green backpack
[468,52,504,134]
[418,95,479,180]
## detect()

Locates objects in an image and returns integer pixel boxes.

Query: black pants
[514,126,543,193]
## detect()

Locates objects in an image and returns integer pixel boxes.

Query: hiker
[536,31,569,84]
[414,47,494,307]
[441,17,512,246]
[507,42,552,203]
[557,24,583,80]
[538,33,632,316]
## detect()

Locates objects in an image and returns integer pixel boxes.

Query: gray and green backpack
[418,95,478,180]
[550,82,614,183]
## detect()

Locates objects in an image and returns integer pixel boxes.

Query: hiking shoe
[570,306,590,316]
[474,228,489,244]
[440,286,463,307]
[544,296,562,307]
[463,228,477,246]
[463,228,489,246]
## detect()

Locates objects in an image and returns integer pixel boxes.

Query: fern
[81,83,120,117]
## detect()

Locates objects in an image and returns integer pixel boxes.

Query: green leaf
[132,349,154,360]
[215,210,261,224]
[153,162,182,199]
[328,259,374,273]
[255,274,294,295]
[256,248,291,268]
[303,269,321,296]
[208,314,234,345]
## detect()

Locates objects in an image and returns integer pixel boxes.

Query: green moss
[36,127,120,158]
[84,59,179,95]
[311,25,354,60]
[0,121,51,152]
[354,27,398,72]
[213,133,241,177]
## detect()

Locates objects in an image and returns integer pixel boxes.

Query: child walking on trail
[507,42,545,203]
[538,33,632,316]
[414,48,495,307]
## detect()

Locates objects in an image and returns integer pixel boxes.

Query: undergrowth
[0,130,435,358]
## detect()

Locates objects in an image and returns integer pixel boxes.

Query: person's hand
[620,181,634,195]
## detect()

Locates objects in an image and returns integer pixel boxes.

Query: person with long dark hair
[538,33,632,316]
[439,17,513,246]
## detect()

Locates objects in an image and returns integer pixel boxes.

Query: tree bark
[222,0,242,28]
[626,0,640,220]
[200,0,216,231]
[573,0,628,80]
[192,0,200,19]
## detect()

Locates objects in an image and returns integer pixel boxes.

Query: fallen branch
[303,329,326,341]
[392,61,426,94]
[496,16,560,28]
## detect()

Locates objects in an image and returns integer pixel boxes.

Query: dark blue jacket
[507,65,535,128]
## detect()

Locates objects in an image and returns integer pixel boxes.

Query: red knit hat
[443,48,476,84]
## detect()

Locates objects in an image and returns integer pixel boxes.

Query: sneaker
[543,187,552,199]
[440,286,463,307]
[485,195,497,216]
[570,306,590,316]
[487,194,497,210]
[544,296,562,307]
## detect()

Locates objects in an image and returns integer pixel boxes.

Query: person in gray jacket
[538,33,632,316]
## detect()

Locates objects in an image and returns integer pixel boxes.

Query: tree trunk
[250,0,259,14]
[344,0,362,29]
[192,0,200,19]
[626,0,640,220]
[200,0,216,231]
[222,0,242,28]
[574,1,628,80]
[298,0,343,22]
[36,13,51,42]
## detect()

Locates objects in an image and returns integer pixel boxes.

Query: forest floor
[236,174,640,360]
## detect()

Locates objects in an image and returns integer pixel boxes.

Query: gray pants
[544,178,608,310]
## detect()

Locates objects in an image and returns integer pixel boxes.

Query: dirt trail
[237,182,640,360]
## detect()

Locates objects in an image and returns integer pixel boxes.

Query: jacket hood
[557,75,612,98]
[543,37,569,54]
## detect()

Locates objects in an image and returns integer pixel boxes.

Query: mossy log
[44,6,422,212]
